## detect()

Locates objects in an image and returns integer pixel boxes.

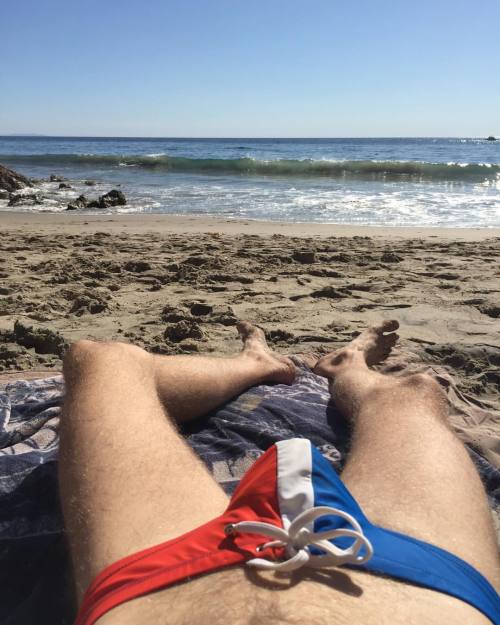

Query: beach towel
[0,360,498,625]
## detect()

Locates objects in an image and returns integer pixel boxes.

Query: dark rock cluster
[67,189,126,211]
[8,193,44,207]
[0,163,127,211]
[0,164,32,193]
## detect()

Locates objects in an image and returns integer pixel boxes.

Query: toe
[238,321,270,351]
[384,332,399,345]
[237,320,253,338]
[376,319,399,334]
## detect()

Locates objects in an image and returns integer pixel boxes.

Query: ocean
[0,136,499,227]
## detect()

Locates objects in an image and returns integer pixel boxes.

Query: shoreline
[1,211,499,240]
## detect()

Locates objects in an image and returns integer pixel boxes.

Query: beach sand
[1,212,499,407]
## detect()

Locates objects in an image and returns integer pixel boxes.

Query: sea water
[0,137,499,227]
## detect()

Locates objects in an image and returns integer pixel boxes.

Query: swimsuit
[74,438,500,625]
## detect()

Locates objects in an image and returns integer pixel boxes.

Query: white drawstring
[225,506,373,572]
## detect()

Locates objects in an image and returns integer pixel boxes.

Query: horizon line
[0,134,496,140]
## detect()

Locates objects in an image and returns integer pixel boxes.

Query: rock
[58,182,72,189]
[8,193,44,206]
[87,189,126,209]
[49,174,64,182]
[66,194,89,211]
[67,190,126,210]
[84,180,97,186]
[190,302,213,316]
[124,260,151,273]
[164,320,204,342]
[486,136,496,141]
[293,250,316,264]
[13,320,67,356]
[98,189,126,208]
[0,190,9,200]
[0,164,32,192]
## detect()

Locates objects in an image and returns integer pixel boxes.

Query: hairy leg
[152,321,295,423]
[59,322,295,598]
[315,320,499,589]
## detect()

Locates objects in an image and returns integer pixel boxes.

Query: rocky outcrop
[66,194,89,211]
[66,189,126,211]
[0,164,32,192]
[486,136,496,141]
[8,193,43,207]
[88,189,126,208]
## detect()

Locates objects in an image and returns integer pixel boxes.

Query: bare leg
[152,321,295,423]
[315,320,499,588]
[59,322,294,598]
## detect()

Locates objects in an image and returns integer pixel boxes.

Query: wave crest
[2,154,500,181]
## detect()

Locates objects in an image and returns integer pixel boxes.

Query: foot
[237,321,296,385]
[293,352,320,370]
[314,320,399,378]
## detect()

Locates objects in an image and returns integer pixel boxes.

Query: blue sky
[1,0,499,137]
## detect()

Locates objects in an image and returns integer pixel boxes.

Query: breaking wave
[3,154,500,181]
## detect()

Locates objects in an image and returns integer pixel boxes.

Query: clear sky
[1,0,499,137]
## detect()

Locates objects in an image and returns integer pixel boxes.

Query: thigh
[59,342,228,597]
[339,375,499,587]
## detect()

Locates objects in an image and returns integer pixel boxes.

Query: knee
[63,339,99,389]
[63,340,150,383]
[64,339,98,371]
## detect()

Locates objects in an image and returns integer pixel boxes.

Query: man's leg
[315,320,499,588]
[59,322,295,599]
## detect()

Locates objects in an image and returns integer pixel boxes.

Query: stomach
[94,564,490,625]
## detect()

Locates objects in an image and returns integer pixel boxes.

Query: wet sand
[1,213,499,404]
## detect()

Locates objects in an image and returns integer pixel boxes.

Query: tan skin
[59,321,499,625]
